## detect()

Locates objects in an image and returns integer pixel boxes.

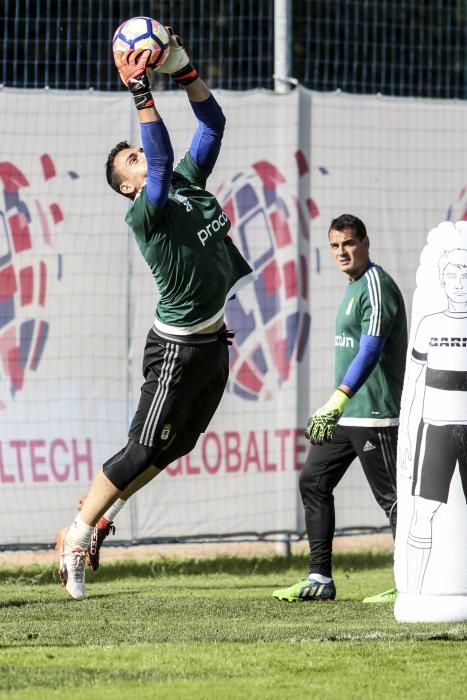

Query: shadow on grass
[0,598,34,608]
[0,550,393,585]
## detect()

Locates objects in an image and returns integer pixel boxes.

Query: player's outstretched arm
[114,48,161,123]
[156,29,226,176]
[114,47,174,207]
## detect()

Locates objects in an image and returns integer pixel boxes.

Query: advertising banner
[0,88,465,544]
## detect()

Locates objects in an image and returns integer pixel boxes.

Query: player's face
[328,227,370,280]
[442,263,467,305]
[113,146,147,197]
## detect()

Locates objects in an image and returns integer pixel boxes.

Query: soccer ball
[112,16,170,70]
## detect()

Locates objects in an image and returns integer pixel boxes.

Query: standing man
[273,214,407,602]
[56,30,255,599]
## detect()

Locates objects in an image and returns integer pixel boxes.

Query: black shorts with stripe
[128,326,230,470]
[412,421,467,503]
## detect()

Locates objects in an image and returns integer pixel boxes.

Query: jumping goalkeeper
[273,214,407,602]
[56,29,255,599]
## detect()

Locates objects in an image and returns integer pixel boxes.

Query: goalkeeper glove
[114,49,154,110]
[305,389,350,445]
[154,28,199,85]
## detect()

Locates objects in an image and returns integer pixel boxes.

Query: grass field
[0,550,465,699]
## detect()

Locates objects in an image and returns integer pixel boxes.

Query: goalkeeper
[56,29,255,599]
[273,214,407,602]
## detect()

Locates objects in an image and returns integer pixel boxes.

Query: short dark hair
[329,214,367,240]
[105,140,133,199]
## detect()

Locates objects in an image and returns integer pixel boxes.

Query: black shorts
[412,422,467,503]
[128,326,230,469]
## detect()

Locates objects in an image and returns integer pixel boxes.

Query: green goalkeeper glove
[305,389,350,445]
[154,28,199,85]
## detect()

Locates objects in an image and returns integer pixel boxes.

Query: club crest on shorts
[160,424,172,440]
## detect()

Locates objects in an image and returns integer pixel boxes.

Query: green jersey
[125,151,255,334]
[335,263,407,426]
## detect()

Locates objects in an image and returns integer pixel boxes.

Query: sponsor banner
[130,89,467,539]
[0,88,465,543]
[0,90,132,542]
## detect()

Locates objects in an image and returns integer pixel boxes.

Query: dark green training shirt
[126,151,255,333]
[335,263,407,426]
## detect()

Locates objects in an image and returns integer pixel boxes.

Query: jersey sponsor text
[335,333,354,348]
[429,337,467,347]
[197,211,229,246]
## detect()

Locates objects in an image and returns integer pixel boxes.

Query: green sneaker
[362,588,398,603]
[272,577,336,602]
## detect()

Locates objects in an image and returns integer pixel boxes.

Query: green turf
[0,552,465,699]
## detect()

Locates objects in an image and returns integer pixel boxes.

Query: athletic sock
[66,514,94,550]
[102,498,125,523]
[309,573,332,584]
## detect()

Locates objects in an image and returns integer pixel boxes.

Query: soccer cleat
[362,588,398,604]
[86,518,115,571]
[56,527,86,600]
[272,577,336,602]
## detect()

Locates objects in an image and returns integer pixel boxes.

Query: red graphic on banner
[217,152,328,400]
[0,155,78,408]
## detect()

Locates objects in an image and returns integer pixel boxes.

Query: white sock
[309,573,332,584]
[66,514,94,550]
[103,498,125,523]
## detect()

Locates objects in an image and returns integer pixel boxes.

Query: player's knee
[157,431,200,470]
[299,472,332,501]
[183,432,199,455]
[103,440,154,491]
[298,468,310,496]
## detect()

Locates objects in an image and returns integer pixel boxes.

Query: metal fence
[1,0,465,97]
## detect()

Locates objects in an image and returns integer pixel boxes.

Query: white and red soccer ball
[112,16,170,70]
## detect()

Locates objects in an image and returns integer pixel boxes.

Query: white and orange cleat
[55,527,86,600]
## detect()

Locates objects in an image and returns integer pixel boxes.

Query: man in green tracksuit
[273,213,407,602]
